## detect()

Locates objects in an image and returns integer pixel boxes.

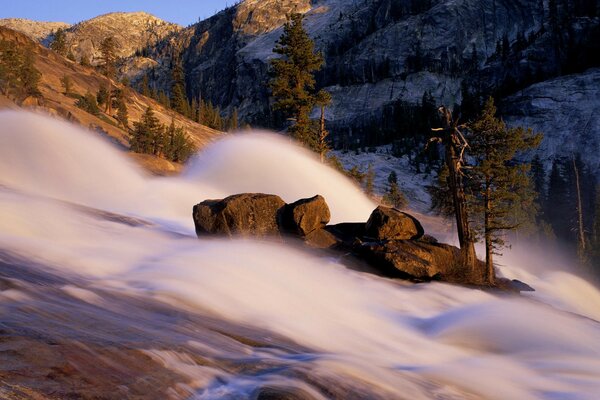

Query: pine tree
[140,75,151,97]
[19,47,41,99]
[96,85,108,107]
[228,107,239,131]
[465,97,542,283]
[269,13,327,147]
[131,107,162,154]
[76,92,100,115]
[315,89,332,162]
[365,163,375,197]
[99,37,117,114]
[115,89,128,128]
[60,75,72,95]
[383,171,408,209]
[170,59,188,116]
[50,28,67,56]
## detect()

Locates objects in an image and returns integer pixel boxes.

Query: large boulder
[365,206,424,241]
[358,239,463,281]
[193,193,285,237]
[282,195,330,236]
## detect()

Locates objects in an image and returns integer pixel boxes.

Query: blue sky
[0,0,232,26]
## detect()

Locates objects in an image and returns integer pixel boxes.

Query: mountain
[0,18,70,42]
[138,0,599,172]
[2,12,181,64]
[62,12,181,64]
[0,26,221,175]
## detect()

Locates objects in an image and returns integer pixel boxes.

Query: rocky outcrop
[365,206,424,240]
[0,18,70,42]
[193,193,286,237]
[192,193,486,285]
[502,68,600,173]
[282,195,331,236]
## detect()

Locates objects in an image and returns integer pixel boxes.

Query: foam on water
[1,110,599,399]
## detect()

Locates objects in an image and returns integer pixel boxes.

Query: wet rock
[304,228,340,249]
[364,206,424,241]
[358,240,462,281]
[193,193,285,237]
[283,195,330,236]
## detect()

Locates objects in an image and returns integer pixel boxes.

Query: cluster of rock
[193,193,472,284]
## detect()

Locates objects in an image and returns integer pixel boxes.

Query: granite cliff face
[503,68,600,172]
[138,0,598,172]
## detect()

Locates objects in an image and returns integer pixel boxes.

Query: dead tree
[431,107,479,280]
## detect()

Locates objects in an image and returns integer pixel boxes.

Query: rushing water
[0,110,599,399]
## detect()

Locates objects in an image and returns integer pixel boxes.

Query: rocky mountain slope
[139,0,599,173]
[0,18,70,42]
[2,12,181,65]
[62,12,181,65]
[0,26,221,175]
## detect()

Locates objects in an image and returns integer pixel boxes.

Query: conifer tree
[51,28,67,56]
[76,92,100,115]
[99,37,117,113]
[19,47,41,99]
[383,171,408,209]
[96,85,108,107]
[170,59,188,116]
[365,163,375,197]
[269,13,327,147]
[115,89,128,128]
[131,107,162,154]
[465,97,542,283]
[60,75,72,95]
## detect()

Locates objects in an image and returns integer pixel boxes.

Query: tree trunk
[444,133,478,280]
[105,81,112,115]
[484,182,495,284]
[572,156,586,261]
[319,104,327,163]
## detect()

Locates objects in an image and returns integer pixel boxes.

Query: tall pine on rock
[170,59,189,117]
[466,97,542,283]
[269,13,329,149]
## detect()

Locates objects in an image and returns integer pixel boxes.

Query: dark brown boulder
[365,206,424,241]
[193,193,285,237]
[357,239,463,281]
[303,229,341,249]
[282,195,330,236]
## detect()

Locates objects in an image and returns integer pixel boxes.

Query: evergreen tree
[60,75,72,95]
[0,42,41,101]
[76,92,100,115]
[140,75,151,97]
[50,28,67,56]
[228,107,239,131]
[465,97,542,283]
[99,37,117,113]
[269,13,326,147]
[315,89,332,162]
[365,163,375,197]
[383,171,408,209]
[131,107,162,154]
[19,47,41,99]
[170,59,188,116]
[96,85,109,107]
[115,89,128,128]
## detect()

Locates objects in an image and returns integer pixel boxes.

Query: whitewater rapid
[0,110,599,399]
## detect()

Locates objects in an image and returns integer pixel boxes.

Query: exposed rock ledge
[193,193,530,290]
